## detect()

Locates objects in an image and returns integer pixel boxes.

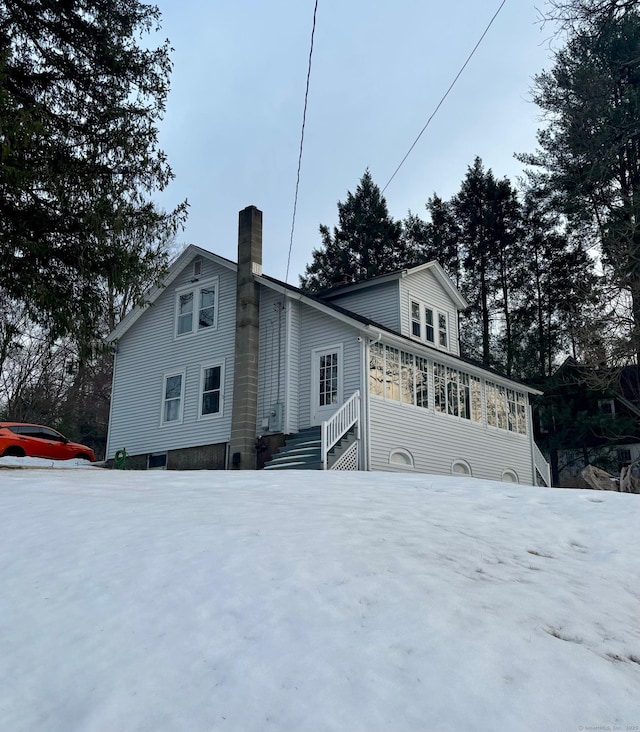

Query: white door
[311,345,343,425]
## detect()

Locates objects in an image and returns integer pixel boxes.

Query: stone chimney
[229,206,262,469]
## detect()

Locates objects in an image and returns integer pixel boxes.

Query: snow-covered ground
[0,466,638,732]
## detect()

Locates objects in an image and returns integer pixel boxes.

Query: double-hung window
[200,363,224,418]
[162,371,185,424]
[175,277,219,337]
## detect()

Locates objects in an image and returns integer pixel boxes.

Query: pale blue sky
[153,0,555,283]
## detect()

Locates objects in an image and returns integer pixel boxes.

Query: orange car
[0,422,96,462]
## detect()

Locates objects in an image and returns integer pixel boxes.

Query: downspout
[106,342,118,461]
[528,402,536,486]
[365,332,382,471]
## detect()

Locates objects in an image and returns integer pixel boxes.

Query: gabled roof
[108,245,537,394]
[256,273,540,395]
[319,261,468,310]
[107,245,236,343]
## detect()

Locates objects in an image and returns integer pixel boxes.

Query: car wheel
[75,453,91,461]
[2,446,26,458]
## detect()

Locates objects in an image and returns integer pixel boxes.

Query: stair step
[264,460,322,470]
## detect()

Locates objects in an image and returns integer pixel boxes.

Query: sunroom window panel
[434,363,446,413]
[385,347,400,401]
[369,342,384,397]
[459,372,470,420]
[470,376,482,423]
[401,352,415,405]
[486,382,498,427]
[416,356,429,408]
[507,389,517,432]
[447,367,459,416]
[516,392,527,435]
[496,385,508,430]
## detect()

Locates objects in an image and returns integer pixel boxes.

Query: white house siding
[107,257,237,459]
[399,271,460,356]
[285,299,301,434]
[328,281,401,331]
[256,286,287,435]
[296,304,363,429]
[369,398,534,483]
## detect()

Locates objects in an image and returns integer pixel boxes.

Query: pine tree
[520,9,640,372]
[0,0,186,346]
[300,170,404,292]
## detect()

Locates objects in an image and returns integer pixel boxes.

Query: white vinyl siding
[296,304,362,429]
[327,281,401,331]
[370,397,532,482]
[107,258,236,458]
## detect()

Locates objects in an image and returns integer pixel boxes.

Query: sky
[151,0,557,283]
[1,464,639,731]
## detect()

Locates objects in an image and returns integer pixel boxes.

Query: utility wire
[382,0,508,194]
[285,0,319,284]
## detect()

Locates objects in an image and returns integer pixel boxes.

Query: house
[533,357,640,487]
[106,206,551,485]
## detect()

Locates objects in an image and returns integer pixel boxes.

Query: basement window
[148,453,167,470]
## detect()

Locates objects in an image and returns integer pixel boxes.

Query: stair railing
[321,390,360,470]
[533,441,551,487]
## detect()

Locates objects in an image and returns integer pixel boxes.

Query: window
[319,352,339,406]
[200,364,223,417]
[501,470,518,483]
[369,342,384,397]
[486,381,527,434]
[415,356,429,408]
[148,453,167,470]
[175,278,218,337]
[177,292,194,335]
[408,297,448,350]
[384,347,400,401]
[162,371,184,424]
[401,351,415,405]
[389,449,414,467]
[599,399,615,416]
[438,313,448,347]
[411,301,421,338]
[193,258,202,277]
[617,448,632,464]
[452,460,472,476]
[425,307,435,343]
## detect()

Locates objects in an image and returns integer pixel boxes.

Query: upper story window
[410,298,449,351]
[175,277,219,337]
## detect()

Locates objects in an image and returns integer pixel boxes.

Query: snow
[0,468,638,732]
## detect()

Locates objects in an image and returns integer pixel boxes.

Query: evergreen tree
[520,8,640,372]
[300,170,404,292]
[0,0,186,346]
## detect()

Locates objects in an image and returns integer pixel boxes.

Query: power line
[382,0,508,195]
[285,0,319,284]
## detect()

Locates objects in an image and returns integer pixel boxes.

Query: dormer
[321,261,467,356]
